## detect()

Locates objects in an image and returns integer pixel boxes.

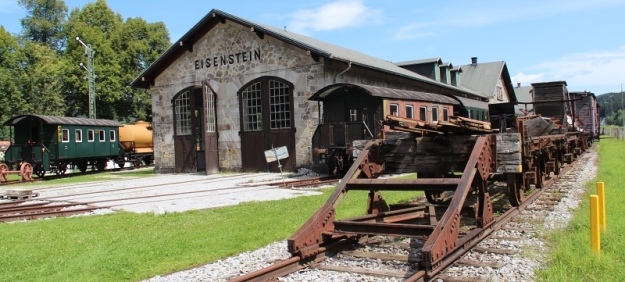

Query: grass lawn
[537,137,625,281]
[0,174,421,282]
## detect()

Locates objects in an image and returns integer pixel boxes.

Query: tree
[0,27,26,139]
[19,0,69,52]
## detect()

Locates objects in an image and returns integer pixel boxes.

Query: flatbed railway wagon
[0,115,123,182]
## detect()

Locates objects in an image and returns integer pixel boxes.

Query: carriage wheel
[507,173,525,207]
[132,159,142,168]
[116,157,126,168]
[0,163,9,183]
[95,160,107,171]
[142,156,152,166]
[35,164,46,178]
[56,163,67,175]
[20,163,34,181]
[77,161,88,173]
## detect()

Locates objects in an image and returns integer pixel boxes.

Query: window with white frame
[109,130,116,142]
[87,129,94,142]
[62,129,69,143]
[205,85,216,133]
[174,90,192,135]
[269,80,291,129]
[349,107,358,121]
[390,104,399,116]
[99,130,105,141]
[75,129,82,142]
[431,107,439,122]
[419,106,427,121]
[496,86,503,101]
[405,105,414,119]
[242,82,262,131]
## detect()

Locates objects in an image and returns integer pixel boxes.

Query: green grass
[0,178,421,282]
[537,138,625,281]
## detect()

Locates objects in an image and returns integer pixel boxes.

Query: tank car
[0,114,122,182]
[309,83,489,175]
[117,121,154,168]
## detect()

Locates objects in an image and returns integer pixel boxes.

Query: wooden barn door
[239,77,295,172]
[204,82,219,174]
[173,89,198,173]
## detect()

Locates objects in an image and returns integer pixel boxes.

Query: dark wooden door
[240,77,295,172]
[204,82,219,174]
[173,89,197,173]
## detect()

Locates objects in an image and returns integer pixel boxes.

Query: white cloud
[287,0,383,35]
[511,72,546,86]
[520,46,625,93]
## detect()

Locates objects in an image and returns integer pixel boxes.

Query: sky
[1,0,625,95]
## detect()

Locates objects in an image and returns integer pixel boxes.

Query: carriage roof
[3,114,123,127]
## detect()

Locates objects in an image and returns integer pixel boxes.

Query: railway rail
[0,199,105,223]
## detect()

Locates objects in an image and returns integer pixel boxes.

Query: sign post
[264,146,289,185]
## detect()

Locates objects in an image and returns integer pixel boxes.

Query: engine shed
[131,9,487,174]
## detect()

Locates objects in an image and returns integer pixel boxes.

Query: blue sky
[2,0,625,95]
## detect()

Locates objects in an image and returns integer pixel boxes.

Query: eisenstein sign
[195,48,261,69]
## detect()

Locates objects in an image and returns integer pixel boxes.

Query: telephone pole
[76,36,96,119]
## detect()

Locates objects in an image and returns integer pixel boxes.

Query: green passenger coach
[0,114,123,181]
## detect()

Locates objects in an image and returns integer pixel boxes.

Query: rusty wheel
[507,173,525,207]
[0,163,9,183]
[20,162,34,181]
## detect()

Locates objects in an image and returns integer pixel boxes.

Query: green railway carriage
[1,114,123,178]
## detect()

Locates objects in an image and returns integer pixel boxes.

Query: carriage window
[405,105,414,119]
[390,104,399,116]
[62,129,70,143]
[349,107,358,121]
[242,82,262,131]
[205,85,216,133]
[75,129,82,142]
[419,106,427,121]
[109,130,116,141]
[269,80,291,129]
[174,90,191,135]
[443,108,450,121]
[87,129,95,142]
[431,107,439,122]
[99,130,105,141]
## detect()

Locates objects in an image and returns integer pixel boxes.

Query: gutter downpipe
[334,61,352,84]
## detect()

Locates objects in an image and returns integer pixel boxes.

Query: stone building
[131,9,486,174]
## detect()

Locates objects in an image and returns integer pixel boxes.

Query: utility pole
[76,36,96,119]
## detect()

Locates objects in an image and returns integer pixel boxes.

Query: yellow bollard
[590,195,601,253]
[596,182,606,232]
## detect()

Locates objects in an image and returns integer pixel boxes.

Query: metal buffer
[76,36,96,119]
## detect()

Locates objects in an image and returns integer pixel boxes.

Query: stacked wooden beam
[384,115,497,135]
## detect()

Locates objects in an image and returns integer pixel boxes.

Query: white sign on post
[264,146,289,163]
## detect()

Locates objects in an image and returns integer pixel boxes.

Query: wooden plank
[314,264,415,278]
[455,259,505,268]
[342,250,420,263]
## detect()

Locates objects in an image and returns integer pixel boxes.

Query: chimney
[471,57,477,65]
[517,83,521,88]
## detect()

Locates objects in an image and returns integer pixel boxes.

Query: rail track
[0,165,154,187]
[226,129,594,281]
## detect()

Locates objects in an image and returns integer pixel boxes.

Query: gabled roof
[130,9,485,100]
[3,114,122,127]
[309,83,460,105]
[514,85,534,115]
[460,61,517,103]
[395,58,443,66]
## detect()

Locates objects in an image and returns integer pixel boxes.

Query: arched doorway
[239,77,296,172]
[172,87,205,173]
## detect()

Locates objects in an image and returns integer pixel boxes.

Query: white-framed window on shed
[109,130,116,142]
[431,107,439,123]
[87,129,95,142]
[75,129,82,142]
[62,129,70,143]
[205,85,216,133]
[174,90,192,135]
[349,107,358,121]
[390,103,399,116]
[242,82,262,131]
[405,105,414,119]
[99,130,105,142]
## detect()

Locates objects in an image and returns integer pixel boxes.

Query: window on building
[174,90,192,135]
[496,86,503,101]
[420,106,427,121]
[349,107,358,121]
[205,86,216,133]
[99,130,105,141]
[242,82,262,131]
[431,107,439,122]
[87,129,94,142]
[75,129,82,142]
[443,108,450,121]
[62,129,69,143]
[390,104,399,116]
[269,80,291,129]
[109,130,116,142]
[405,105,414,119]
